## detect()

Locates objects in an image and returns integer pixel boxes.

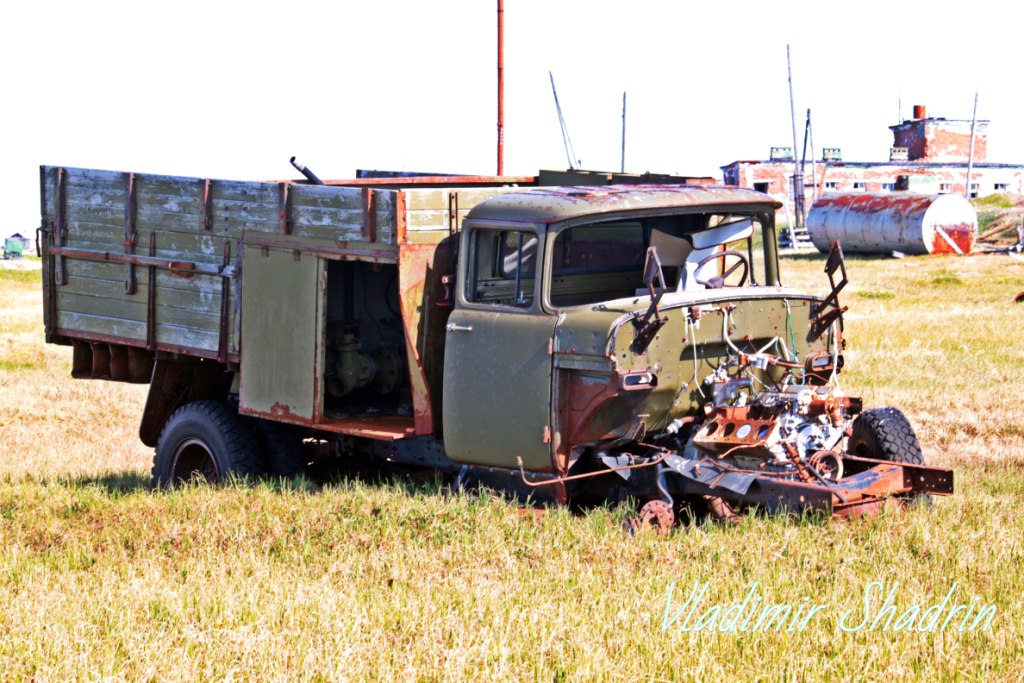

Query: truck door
[442,224,556,472]
[239,245,323,423]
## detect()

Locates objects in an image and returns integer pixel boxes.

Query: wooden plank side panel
[209,180,280,235]
[290,206,365,241]
[288,184,397,245]
[41,166,59,224]
[57,290,148,322]
[404,187,522,211]
[45,167,251,357]
[62,169,126,252]
[290,183,364,211]
[59,230,228,267]
[63,274,226,316]
[156,322,220,352]
[62,258,125,284]
[57,311,147,341]
[407,209,450,231]
[58,256,224,351]
[404,187,521,232]
[373,191,396,243]
[61,206,123,238]
[56,289,225,334]
[62,260,226,297]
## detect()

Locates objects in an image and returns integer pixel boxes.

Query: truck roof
[466,184,782,224]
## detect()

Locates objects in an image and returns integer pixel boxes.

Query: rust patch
[559,371,626,447]
[269,402,296,418]
[932,222,976,254]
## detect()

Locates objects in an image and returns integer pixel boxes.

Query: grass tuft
[856,289,895,300]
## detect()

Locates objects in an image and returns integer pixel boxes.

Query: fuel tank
[807,192,977,255]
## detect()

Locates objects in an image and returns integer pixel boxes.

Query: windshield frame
[541,207,780,313]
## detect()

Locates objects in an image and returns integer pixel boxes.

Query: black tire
[848,407,930,505]
[847,407,924,465]
[251,419,307,477]
[153,400,263,487]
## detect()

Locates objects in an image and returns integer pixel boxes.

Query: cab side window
[466,228,537,308]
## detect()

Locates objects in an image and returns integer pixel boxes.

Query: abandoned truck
[37,165,952,527]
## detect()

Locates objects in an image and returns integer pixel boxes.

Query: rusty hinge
[436,274,456,308]
[123,172,138,294]
[448,191,459,234]
[278,182,293,235]
[200,178,213,230]
[54,167,67,285]
[362,188,377,242]
[218,241,232,362]
[147,233,157,351]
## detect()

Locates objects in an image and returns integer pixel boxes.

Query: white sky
[3,0,1023,233]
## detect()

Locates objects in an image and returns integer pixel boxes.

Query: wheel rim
[170,437,220,483]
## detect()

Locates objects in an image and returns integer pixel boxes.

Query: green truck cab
[38,166,951,525]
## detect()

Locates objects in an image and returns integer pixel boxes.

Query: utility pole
[806,109,815,202]
[549,71,579,169]
[621,92,627,173]
[966,91,979,200]
[496,0,505,176]
[787,45,805,235]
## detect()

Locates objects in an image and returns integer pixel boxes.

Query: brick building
[720,105,1024,219]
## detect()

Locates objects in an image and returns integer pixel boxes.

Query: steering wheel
[693,250,749,289]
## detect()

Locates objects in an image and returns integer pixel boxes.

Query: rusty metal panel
[396,241,459,434]
[239,245,322,422]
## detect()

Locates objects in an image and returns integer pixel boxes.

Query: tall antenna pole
[496,0,505,176]
[549,71,579,169]
[621,92,627,173]
[806,109,818,203]
[787,45,804,232]
[966,91,979,200]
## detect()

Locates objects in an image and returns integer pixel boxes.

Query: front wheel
[153,400,263,487]
[847,407,930,505]
[847,407,924,465]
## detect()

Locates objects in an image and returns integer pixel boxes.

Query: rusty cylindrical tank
[807,192,977,255]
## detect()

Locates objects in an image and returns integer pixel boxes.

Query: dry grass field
[1,251,1023,681]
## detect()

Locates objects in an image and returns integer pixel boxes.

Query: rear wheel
[153,400,262,487]
[251,419,308,477]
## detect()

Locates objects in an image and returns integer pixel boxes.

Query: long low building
[721,105,1023,218]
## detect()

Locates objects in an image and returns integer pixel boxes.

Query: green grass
[1,253,1024,680]
[972,193,1017,210]
[855,289,895,300]
[0,268,41,286]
